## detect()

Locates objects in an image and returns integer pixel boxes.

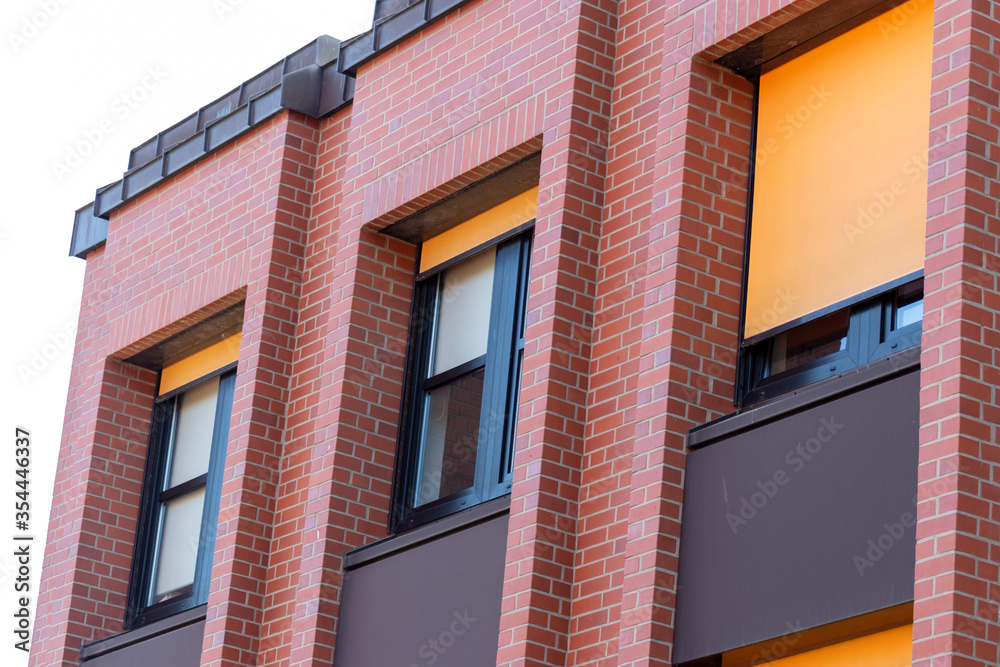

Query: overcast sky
[0,1,376,663]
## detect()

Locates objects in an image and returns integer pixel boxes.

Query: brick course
[915,0,1000,664]
[33,0,1000,665]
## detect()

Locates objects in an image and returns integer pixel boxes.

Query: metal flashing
[279,60,354,119]
[70,0,479,258]
[69,202,110,259]
[338,0,478,74]
[374,0,421,21]
[71,35,351,257]
[381,153,542,245]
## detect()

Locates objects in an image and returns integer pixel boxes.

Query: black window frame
[126,365,236,628]
[740,277,922,406]
[390,230,532,533]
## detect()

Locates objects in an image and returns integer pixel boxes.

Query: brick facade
[32,0,1000,665]
[915,0,1000,664]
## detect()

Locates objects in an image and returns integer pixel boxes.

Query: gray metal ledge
[69,202,110,259]
[70,0,478,259]
[339,0,478,74]
[79,605,206,661]
[688,347,921,450]
[70,35,354,258]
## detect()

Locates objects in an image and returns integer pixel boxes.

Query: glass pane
[414,368,485,507]
[150,487,206,604]
[503,347,524,478]
[894,282,923,330]
[895,299,923,329]
[769,310,850,375]
[432,248,495,376]
[167,376,220,488]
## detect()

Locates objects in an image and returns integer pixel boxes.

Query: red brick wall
[39,0,1000,665]
[914,0,1000,664]
[201,112,320,667]
[338,2,615,662]
[497,0,618,662]
[30,357,155,667]
[257,105,355,667]
[257,104,417,667]
[31,112,320,667]
[566,0,663,663]
[616,56,751,667]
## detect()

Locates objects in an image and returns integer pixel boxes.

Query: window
[742,278,922,404]
[127,334,239,626]
[391,191,535,532]
[737,0,932,404]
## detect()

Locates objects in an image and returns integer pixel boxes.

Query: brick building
[31,0,1000,665]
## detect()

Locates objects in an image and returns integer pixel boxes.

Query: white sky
[0,1,376,664]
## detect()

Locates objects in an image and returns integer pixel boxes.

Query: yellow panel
[745,0,933,338]
[159,333,241,395]
[764,625,912,667]
[419,187,538,273]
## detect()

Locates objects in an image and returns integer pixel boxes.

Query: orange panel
[419,187,538,273]
[159,333,242,395]
[762,625,912,667]
[745,0,933,338]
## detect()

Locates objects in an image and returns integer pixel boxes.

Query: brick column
[496,1,617,665]
[913,0,1000,664]
[30,352,156,666]
[564,0,665,663]
[200,114,320,667]
[615,16,753,667]
[281,223,414,667]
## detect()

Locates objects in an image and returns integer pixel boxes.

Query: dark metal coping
[336,0,479,75]
[344,495,510,569]
[79,604,206,660]
[374,0,421,21]
[688,346,921,450]
[70,0,489,260]
[69,201,109,262]
[69,35,352,259]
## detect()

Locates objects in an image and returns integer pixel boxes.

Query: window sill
[345,495,511,570]
[79,605,206,661]
[690,346,919,450]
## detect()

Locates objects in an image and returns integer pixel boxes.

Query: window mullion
[423,354,488,390]
[158,474,209,503]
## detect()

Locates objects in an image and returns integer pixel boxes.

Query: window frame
[126,365,236,628]
[731,0,930,407]
[390,230,532,532]
[740,277,922,406]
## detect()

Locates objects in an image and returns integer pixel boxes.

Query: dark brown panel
[80,614,204,667]
[673,372,919,663]
[379,153,541,245]
[333,514,508,667]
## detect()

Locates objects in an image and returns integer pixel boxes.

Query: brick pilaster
[914,0,1000,664]
[200,114,320,667]
[29,358,156,667]
[497,1,617,664]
